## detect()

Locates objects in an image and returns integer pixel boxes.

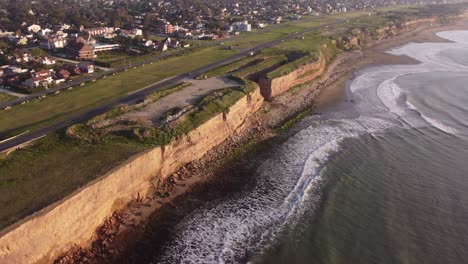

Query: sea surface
[123,31,468,264]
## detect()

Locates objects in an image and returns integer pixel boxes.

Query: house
[92,43,120,52]
[3,74,20,85]
[159,23,174,34]
[84,27,109,36]
[40,37,67,50]
[142,40,154,47]
[38,28,53,37]
[64,38,96,59]
[0,29,14,37]
[237,21,252,32]
[23,75,54,89]
[119,29,143,39]
[199,34,219,40]
[40,57,56,65]
[14,52,32,63]
[77,63,94,74]
[157,41,168,52]
[103,33,117,39]
[35,69,53,77]
[169,39,180,48]
[56,69,70,79]
[7,35,17,43]
[5,66,28,74]
[64,65,81,75]
[27,24,41,33]
[55,30,68,38]
[16,37,28,46]
[132,29,143,36]
[271,17,282,24]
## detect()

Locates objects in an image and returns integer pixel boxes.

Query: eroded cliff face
[258,46,330,100]
[402,18,437,29]
[338,18,439,49]
[0,88,263,264]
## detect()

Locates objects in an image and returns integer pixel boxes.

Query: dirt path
[122,76,241,125]
[55,22,468,264]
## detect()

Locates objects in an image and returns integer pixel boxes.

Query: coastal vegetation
[0,77,256,230]
[1,1,466,235]
[0,46,236,140]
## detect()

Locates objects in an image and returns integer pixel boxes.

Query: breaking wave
[154,30,468,263]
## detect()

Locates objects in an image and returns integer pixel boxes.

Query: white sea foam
[155,30,468,263]
[156,117,395,264]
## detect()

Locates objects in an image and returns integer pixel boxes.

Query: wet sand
[55,22,468,264]
[314,23,468,112]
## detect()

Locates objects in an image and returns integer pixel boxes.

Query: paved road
[0,19,345,152]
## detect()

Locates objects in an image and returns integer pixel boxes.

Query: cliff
[337,18,439,50]
[258,44,331,100]
[0,87,263,264]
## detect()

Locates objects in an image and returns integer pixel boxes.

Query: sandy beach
[313,22,468,111]
[55,22,468,263]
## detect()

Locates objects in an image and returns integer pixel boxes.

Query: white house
[142,40,154,47]
[233,21,252,32]
[38,28,53,37]
[40,37,67,50]
[40,57,56,65]
[23,75,54,89]
[27,24,42,33]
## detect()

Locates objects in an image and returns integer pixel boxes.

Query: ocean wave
[154,30,468,262]
[156,116,395,264]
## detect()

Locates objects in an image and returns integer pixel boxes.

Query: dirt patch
[119,76,241,126]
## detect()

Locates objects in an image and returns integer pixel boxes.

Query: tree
[30,47,47,59]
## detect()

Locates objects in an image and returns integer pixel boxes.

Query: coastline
[55,22,468,263]
[314,23,468,112]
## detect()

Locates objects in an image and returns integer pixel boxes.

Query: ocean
[123,31,468,264]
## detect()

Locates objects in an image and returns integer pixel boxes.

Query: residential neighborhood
[0,0,456,95]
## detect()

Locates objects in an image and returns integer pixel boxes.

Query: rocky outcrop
[258,46,329,100]
[375,24,398,40]
[402,18,437,29]
[0,87,263,264]
[336,17,440,49]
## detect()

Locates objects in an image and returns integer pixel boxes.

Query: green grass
[224,24,304,50]
[0,82,256,230]
[235,56,287,77]
[0,46,236,140]
[0,134,149,229]
[96,51,152,68]
[1,2,466,231]
[266,53,317,79]
[3,3,453,141]
[0,93,15,103]
[198,56,260,79]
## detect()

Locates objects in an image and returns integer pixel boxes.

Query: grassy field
[0,81,256,230]
[95,51,156,68]
[0,93,15,103]
[222,21,323,50]
[1,2,466,230]
[0,134,148,229]
[235,56,287,77]
[198,56,261,79]
[0,46,236,140]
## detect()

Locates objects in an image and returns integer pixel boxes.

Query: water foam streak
[155,30,468,263]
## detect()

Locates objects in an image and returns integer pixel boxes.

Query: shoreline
[56,22,468,263]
